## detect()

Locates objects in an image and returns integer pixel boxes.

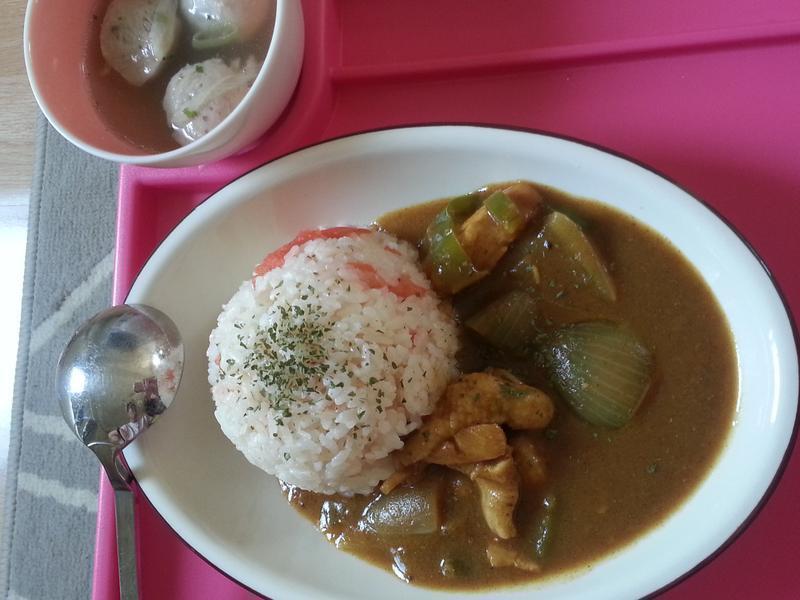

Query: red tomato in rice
[348,262,428,299]
[253,227,372,278]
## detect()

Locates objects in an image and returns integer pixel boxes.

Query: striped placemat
[1,115,118,599]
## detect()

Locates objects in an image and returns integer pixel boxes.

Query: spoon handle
[114,488,140,600]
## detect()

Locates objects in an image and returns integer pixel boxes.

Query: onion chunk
[545,321,652,427]
[359,482,442,536]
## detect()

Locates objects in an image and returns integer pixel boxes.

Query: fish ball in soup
[162,56,259,145]
[179,0,276,44]
[100,0,181,86]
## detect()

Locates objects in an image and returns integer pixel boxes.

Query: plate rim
[123,123,800,599]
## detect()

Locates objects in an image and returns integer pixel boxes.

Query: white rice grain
[208,230,459,495]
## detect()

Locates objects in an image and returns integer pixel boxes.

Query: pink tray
[96,1,800,598]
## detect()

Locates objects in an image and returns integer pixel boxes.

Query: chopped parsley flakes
[241,301,333,422]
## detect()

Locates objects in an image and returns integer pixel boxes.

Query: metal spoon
[56,304,184,600]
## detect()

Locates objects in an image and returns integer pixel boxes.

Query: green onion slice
[192,24,239,50]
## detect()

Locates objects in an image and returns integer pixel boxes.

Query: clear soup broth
[85,1,275,153]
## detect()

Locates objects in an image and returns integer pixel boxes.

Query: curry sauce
[284,183,737,590]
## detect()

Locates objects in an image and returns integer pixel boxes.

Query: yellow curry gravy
[284,183,737,590]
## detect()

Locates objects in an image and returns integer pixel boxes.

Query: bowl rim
[23,0,300,166]
[123,123,800,598]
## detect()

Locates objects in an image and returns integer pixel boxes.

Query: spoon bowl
[57,304,183,456]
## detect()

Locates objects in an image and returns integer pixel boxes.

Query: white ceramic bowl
[125,126,798,599]
[24,0,304,167]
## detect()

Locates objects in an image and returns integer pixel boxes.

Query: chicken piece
[484,367,530,386]
[384,425,507,490]
[486,539,541,572]
[510,434,547,488]
[379,463,425,495]
[397,372,554,466]
[459,182,542,272]
[503,181,544,213]
[427,424,507,465]
[379,467,413,495]
[459,206,509,271]
[454,453,519,539]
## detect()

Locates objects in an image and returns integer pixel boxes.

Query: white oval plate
[126,126,798,600]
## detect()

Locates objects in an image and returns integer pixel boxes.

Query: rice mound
[208,229,459,495]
